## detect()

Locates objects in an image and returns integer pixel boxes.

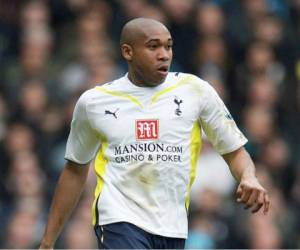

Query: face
[122,26,173,86]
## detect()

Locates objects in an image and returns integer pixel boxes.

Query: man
[40,18,270,249]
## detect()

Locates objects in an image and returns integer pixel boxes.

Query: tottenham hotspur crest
[174,96,183,116]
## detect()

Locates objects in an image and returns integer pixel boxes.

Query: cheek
[142,52,156,63]
[136,54,156,68]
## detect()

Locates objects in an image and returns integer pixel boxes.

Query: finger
[251,191,264,213]
[263,192,270,214]
[245,189,259,209]
[239,187,251,204]
[236,185,243,202]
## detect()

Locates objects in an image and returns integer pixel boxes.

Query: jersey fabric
[65,72,248,239]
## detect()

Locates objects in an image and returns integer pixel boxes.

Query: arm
[222,147,270,214]
[40,160,90,249]
[196,79,270,213]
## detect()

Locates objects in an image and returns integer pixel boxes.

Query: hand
[236,177,270,214]
[39,245,53,250]
[39,241,54,250]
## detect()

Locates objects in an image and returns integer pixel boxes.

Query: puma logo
[104,108,119,119]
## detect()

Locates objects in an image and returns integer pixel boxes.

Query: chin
[137,71,167,87]
[147,79,164,87]
[150,75,167,86]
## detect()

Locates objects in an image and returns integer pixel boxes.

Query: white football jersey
[65,73,247,238]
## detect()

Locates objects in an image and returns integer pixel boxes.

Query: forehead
[139,25,172,42]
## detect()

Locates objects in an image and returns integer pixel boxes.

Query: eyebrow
[145,38,173,44]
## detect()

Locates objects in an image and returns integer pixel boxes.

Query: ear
[121,44,133,61]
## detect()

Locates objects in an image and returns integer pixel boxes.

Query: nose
[157,47,171,61]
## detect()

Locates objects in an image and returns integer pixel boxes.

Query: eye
[148,44,158,50]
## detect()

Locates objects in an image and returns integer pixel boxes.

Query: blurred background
[0,0,300,248]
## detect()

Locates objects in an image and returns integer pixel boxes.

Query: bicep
[55,160,90,189]
[66,159,90,170]
[222,146,246,165]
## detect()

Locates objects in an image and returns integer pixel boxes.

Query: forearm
[40,161,90,248]
[223,147,256,182]
[223,147,270,214]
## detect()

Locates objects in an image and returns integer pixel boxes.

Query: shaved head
[120,18,169,46]
[120,17,173,87]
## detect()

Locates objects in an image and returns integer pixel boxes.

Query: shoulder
[169,72,206,84]
[77,88,99,105]
[71,89,95,117]
[168,72,212,92]
[78,76,125,102]
[95,75,126,91]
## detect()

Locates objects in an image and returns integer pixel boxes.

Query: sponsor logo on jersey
[113,142,183,164]
[174,96,183,116]
[136,119,159,140]
[104,108,119,119]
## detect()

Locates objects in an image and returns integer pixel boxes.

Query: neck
[128,69,146,87]
[127,67,163,87]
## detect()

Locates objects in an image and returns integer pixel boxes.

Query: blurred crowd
[0,0,300,248]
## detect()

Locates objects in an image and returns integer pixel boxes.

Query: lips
[157,65,169,76]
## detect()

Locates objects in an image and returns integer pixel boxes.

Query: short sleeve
[65,92,101,164]
[199,83,248,155]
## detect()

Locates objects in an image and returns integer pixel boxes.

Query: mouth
[157,65,169,76]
